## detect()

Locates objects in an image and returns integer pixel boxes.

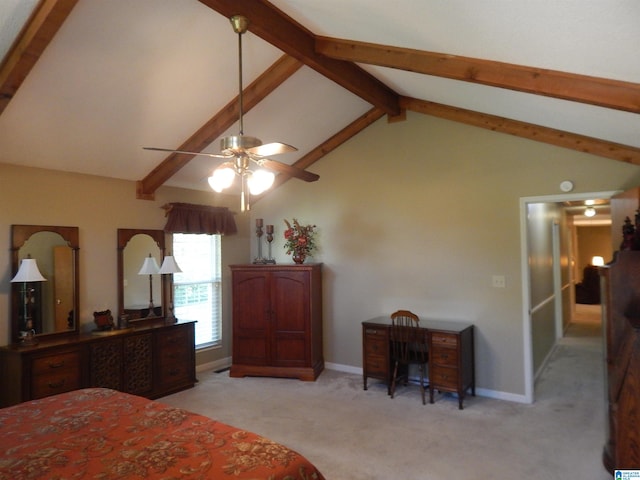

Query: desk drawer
[431,332,459,348]
[431,347,458,367]
[365,354,387,376]
[365,337,387,356]
[430,364,459,389]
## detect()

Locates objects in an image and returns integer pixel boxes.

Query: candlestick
[253,221,266,264]
[266,225,276,264]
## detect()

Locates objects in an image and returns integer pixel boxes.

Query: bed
[0,388,325,480]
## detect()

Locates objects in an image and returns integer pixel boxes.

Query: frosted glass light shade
[592,256,605,266]
[208,165,235,192]
[248,169,275,195]
[11,258,47,282]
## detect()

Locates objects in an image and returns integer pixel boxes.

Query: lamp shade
[592,256,605,266]
[11,258,47,283]
[138,255,160,275]
[159,255,182,274]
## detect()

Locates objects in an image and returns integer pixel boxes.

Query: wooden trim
[401,97,640,165]
[316,37,640,114]
[136,55,302,198]
[198,0,400,116]
[0,0,80,115]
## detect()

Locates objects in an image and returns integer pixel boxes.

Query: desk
[362,317,475,409]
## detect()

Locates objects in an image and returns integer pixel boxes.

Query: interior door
[271,270,309,367]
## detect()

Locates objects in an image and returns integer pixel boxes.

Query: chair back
[390,310,424,364]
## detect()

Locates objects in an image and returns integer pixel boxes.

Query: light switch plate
[492,275,506,288]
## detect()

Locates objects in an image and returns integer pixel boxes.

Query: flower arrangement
[283,218,316,262]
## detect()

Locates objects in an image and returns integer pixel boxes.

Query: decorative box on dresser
[229,264,323,381]
[0,321,196,408]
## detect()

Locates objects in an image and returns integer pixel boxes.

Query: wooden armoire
[600,249,640,471]
[229,264,323,381]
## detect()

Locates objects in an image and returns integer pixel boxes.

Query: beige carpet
[162,305,610,479]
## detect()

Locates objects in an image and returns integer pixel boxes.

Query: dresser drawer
[430,365,459,389]
[32,351,80,375]
[31,351,82,399]
[32,370,81,399]
[430,346,458,367]
[157,361,191,389]
[431,332,459,348]
[157,347,189,367]
[157,327,190,349]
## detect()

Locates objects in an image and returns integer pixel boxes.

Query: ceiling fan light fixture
[208,164,235,192]
[248,169,275,195]
[584,206,597,217]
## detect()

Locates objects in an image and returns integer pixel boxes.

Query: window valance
[163,203,237,235]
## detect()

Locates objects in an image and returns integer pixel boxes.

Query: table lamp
[159,254,182,323]
[138,253,160,316]
[11,256,47,345]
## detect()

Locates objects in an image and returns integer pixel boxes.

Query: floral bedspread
[0,388,325,480]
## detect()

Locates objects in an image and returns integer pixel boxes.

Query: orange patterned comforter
[0,388,325,480]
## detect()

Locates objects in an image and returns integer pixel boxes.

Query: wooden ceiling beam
[0,0,80,115]
[317,37,640,114]
[136,54,302,199]
[401,96,640,165]
[198,0,401,116]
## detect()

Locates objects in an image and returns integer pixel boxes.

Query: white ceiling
[1,0,639,192]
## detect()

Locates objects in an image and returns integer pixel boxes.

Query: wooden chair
[389,310,429,404]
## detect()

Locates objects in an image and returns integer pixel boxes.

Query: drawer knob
[48,361,65,369]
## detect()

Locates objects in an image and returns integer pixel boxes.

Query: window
[172,233,222,348]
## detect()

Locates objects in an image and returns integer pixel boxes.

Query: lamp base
[20,330,39,346]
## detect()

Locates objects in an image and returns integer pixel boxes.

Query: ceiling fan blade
[260,158,319,182]
[143,147,230,158]
[246,142,297,157]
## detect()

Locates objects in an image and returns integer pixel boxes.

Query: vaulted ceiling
[1,0,639,200]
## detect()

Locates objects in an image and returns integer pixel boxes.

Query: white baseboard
[195,359,529,404]
[324,362,530,404]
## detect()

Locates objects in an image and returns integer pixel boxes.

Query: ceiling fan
[144,14,319,211]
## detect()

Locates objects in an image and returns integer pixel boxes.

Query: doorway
[520,190,616,403]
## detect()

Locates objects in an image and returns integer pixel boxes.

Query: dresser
[230,264,323,381]
[600,250,640,472]
[0,321,196,407]
[362,317,475,409]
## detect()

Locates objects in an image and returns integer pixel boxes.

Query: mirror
[11,225,80,343]
[117,229,165,324]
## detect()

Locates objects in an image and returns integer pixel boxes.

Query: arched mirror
[117,229,165,324]
[11,225,80,343]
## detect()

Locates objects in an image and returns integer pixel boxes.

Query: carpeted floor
[162,304,610,479]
